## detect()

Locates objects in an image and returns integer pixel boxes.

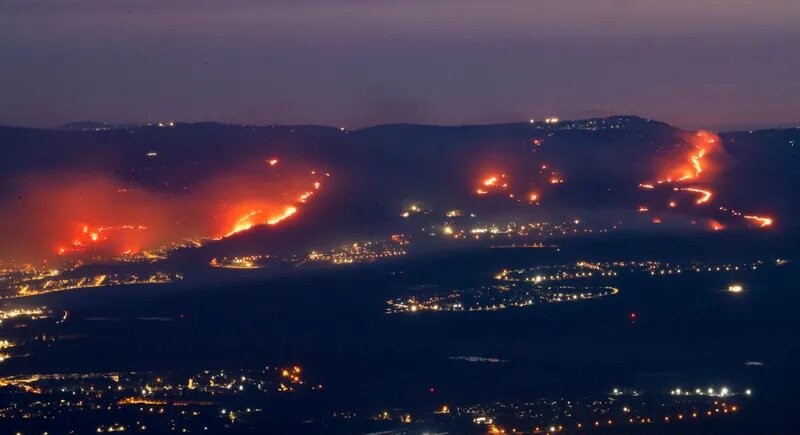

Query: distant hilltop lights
[529,117,560,124]
[728,283,744,293]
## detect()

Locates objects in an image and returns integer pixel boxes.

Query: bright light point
[728,284,743,293]
[746,389,752,395]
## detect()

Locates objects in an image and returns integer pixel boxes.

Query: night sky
[1,0,798,130]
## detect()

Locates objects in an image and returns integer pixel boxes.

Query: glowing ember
[483,176,498,187]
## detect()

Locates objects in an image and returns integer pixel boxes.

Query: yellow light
[727,284,743,293]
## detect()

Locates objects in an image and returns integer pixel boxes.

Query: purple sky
[1,0,798,130]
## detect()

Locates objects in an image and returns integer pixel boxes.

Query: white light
[746,389,752,396]
[720,387,729,396]
[728,284,743,293]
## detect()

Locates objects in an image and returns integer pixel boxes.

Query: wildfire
[57,224,149,256]
[225,210,264,236]
[298,191,314,203]
[0,155,329,262]
[675,187,712,205]
[656,131,719,184]
[221,175,318,238]
[223,204,301,237]
[267,206,297,225]
[641,130,774,231]
[475,174,509,196]
[744,215,773,228]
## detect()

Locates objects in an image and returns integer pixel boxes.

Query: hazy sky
[1,0,798,129]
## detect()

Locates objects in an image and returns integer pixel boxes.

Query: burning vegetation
[640,130,774,230]
[0,158,327,263]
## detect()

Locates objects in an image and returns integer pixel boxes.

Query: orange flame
[656,131,720,184]
[743,215,773,228]
[675,187,712,205]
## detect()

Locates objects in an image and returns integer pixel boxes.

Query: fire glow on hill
[0,158,327,262]
[641,130,773,230]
